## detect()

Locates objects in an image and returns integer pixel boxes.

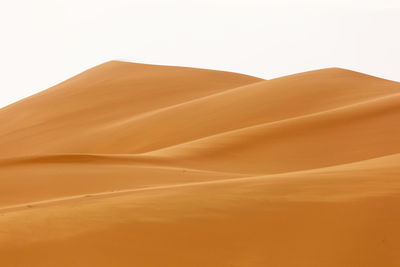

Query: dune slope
[0,61,399,267]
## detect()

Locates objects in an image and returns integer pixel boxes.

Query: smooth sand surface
[0,61,399,266]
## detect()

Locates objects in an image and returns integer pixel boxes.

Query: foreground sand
[0,61,399,266]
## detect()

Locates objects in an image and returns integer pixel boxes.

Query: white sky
[0,0,399,108]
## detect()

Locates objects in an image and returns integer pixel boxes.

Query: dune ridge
[0,61,399,267]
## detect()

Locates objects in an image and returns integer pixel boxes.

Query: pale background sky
[0,0,399,108]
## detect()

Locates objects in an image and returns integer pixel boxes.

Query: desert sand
[0,61,399,266]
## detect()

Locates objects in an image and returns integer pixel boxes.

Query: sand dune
[0,61,399,266]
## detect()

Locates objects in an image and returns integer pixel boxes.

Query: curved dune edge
[0,61,399,266]
[1,153,400,266]
[0,153,399,212]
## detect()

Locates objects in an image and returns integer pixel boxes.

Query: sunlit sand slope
[0,61,262,157]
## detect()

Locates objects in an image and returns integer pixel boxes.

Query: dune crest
[0,61,399,267]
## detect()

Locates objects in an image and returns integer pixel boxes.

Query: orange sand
[0,61,399,266]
